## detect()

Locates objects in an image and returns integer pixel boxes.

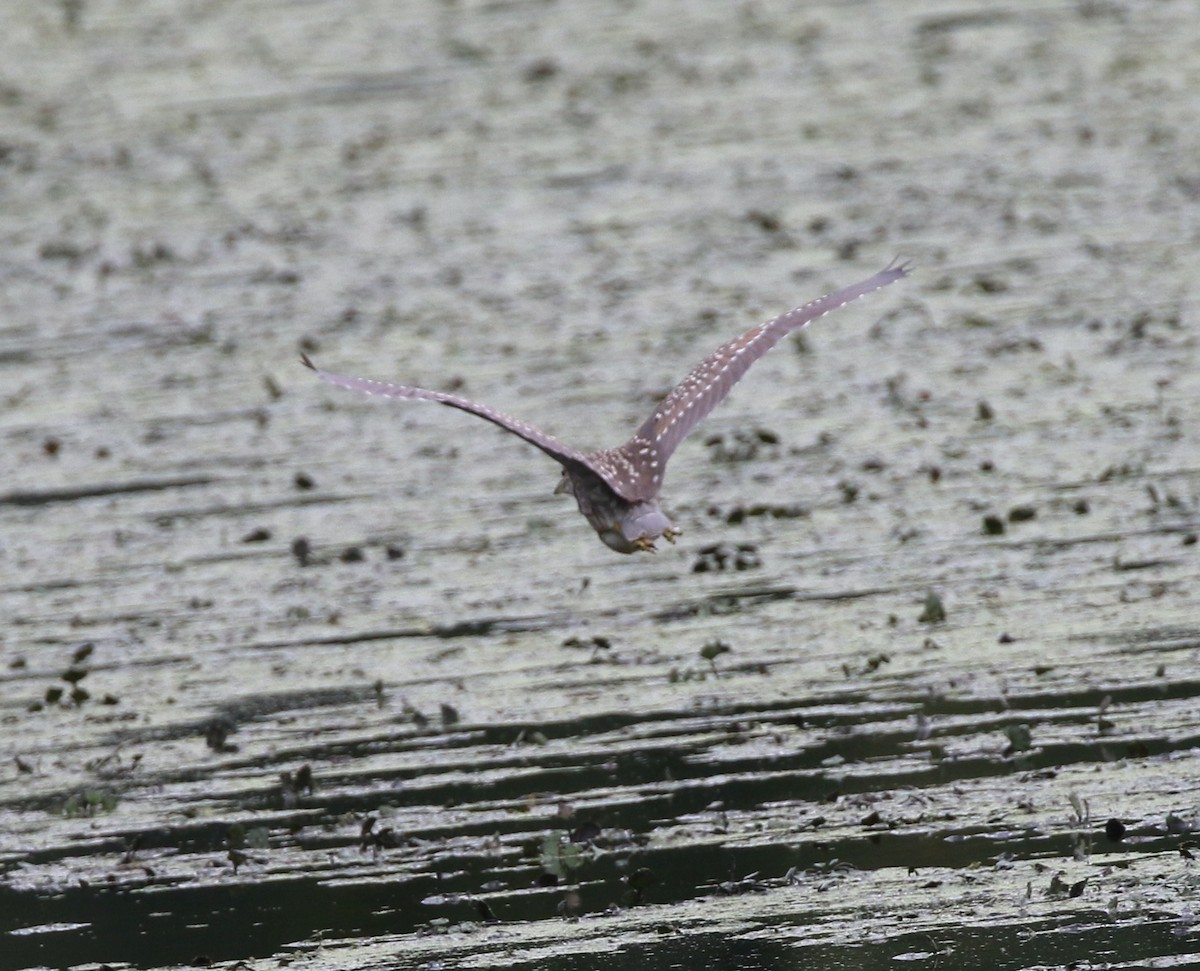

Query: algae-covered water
[1,2,1198,969]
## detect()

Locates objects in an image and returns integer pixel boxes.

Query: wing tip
[300,352,316,371]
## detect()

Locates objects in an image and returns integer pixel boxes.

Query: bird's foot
[663,527,682,545]
[634,536,658,553]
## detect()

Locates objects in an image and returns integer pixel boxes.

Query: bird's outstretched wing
[301,355,589,469]
[606,261,911,502]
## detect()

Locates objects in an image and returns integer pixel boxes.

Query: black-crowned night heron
[302,261,910,553]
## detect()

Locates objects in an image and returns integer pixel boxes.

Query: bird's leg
[633,536,658,553]
[663,527,682,544]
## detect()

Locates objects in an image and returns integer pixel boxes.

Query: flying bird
[302,260,910,553]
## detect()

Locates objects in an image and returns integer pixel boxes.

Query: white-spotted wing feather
[604,261,911,502]
[301,355,588,469]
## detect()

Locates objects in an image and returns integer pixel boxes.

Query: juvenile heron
[302,260,910,553]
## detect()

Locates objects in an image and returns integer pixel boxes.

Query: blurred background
[1,1,1197,968]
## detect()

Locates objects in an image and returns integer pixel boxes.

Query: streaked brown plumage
[303,260,910,553]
